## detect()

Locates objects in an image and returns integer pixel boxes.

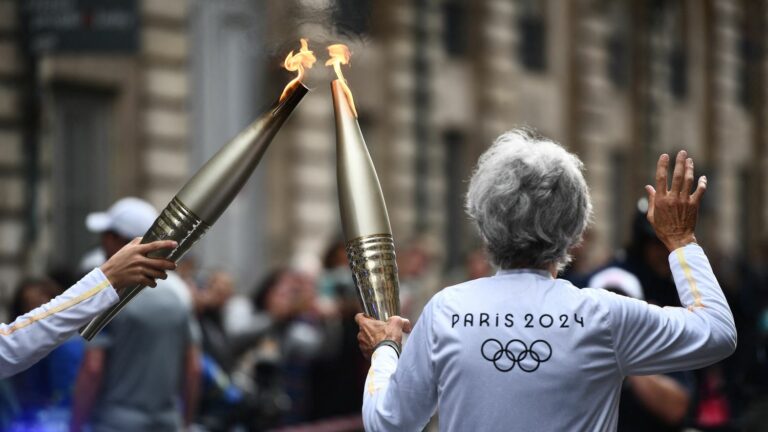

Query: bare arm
[627,375,690,424]
[70,349,106,432]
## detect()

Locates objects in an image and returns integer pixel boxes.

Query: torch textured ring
[346,233,400,321]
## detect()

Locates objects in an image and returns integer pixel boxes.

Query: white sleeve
[606,243,737,375]
[363,299,438,432]
[0,268,119,378]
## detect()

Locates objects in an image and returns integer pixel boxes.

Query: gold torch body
[79,84,308,340]
[331,80,400,321]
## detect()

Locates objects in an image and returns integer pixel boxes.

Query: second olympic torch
[80,40,317,340]
[327,45,400,321]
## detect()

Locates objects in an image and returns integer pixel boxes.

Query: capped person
[0,237,177,379]
[355,129,736,431]
[71,197,201,432]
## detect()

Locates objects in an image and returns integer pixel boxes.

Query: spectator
[70,198,201,432]
[309,241,368,422]
[5,278,84,430]
[397,236,440,322]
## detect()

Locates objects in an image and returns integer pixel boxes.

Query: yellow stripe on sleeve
[675,248,704,309]
[0,280,111,336]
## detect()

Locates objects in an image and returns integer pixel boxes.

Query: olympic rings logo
[480,338,552,373]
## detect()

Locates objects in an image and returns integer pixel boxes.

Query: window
[517,0,547,72]
[443,130,465,270]
[333,0,372,36]
[51,87,114,269]
[737,5,758,109]
[443,1,468,57]
[606,3,630,88]
[668,3,688,100]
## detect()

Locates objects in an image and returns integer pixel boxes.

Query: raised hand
[644,150,707,251]
[99,238,178,291]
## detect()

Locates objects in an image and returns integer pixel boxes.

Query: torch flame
[325,44,357,117]
[280,38,317,102]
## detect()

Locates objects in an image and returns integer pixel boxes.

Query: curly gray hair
[465,129,592,271]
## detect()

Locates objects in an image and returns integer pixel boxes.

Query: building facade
[0,0,766,308]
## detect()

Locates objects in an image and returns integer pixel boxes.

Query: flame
[325,44,357,117]
[280,38,317,102]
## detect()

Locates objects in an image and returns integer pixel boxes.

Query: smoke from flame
[325,44,357,117]
[280,38,317,102]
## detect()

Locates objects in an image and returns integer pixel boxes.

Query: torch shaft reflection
[331,80,400,321]
[79,84,308,340]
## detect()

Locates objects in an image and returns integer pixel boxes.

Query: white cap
[588,267,644,300]
[86,197,158,240]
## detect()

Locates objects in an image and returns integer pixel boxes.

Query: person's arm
[182,345,201,427]
[626,374,690,425]
[357,302,438,432]
[0,239,177,379]
[606,243,736,373]
[608,151,736,375]
[0,268,114,379]
[70,348,106,432]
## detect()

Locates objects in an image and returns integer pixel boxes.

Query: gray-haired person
[355,129,736,431]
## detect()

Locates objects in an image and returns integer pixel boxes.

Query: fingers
[669,150,687,194]
[354,313,366,326]
[644,185,656,223]
[140,276,158,288]
[129,237,142,245]
[690,175,707,204]
[655,154,670,196]
[143,257,177,271]
[387,316,410,330]
[645,185,656,207]
[143,267,168,280]
[682,158,695,195]
[138,240,178,254]
[402,319,413,333]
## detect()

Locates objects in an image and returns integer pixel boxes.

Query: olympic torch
[327,44,400,321]
[80,40,317,340]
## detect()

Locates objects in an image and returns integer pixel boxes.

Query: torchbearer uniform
[0,269,117,378]
[363,244,736,431]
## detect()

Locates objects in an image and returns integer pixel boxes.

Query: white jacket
[0,268,118,378]
[363,244,737,431]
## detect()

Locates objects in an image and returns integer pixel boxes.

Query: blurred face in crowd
[20,284,55,314]
[12,279,61,318]
[644,239,672,278]
[398,244,431,279]
[466,249,492,280]
[326,244,348,269]
[294,272,317,311]
[206,271,234,309]
[265,271,304,321]
[101,231,132,259]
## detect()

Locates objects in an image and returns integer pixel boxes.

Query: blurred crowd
[0,195,767,432]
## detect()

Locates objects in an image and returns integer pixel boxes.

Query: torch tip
[330,80,358,118]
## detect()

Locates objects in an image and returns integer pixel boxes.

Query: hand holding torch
[327,44,401,321]
[80,40,317,340]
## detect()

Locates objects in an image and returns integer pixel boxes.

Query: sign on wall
[21,0,139,54]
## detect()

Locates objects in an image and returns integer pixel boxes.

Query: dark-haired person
[0,238,177,379]
[355,130,736,431]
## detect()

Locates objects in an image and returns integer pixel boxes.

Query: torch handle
[346,233,400,321]
[79,197,209,340]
